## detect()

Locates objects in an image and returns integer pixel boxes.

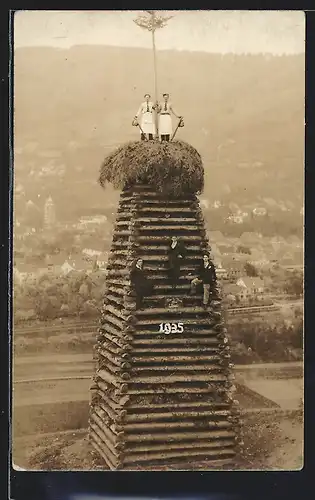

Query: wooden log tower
[89,179,240,470]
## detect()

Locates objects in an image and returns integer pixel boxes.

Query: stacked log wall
[89,185,240,470]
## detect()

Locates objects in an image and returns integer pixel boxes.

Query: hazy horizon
[14,10,305,55]
[15,44,305,57]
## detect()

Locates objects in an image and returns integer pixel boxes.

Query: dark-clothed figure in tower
[168,236,187,286]
[190,253,217,308]
[130,258,154,309]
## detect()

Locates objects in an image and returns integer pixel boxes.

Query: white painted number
[159,323,185,334]
[165,323,171,334]
[177,322,184,333]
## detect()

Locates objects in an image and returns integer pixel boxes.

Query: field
[12,300,303,471]
[12,331,303,471]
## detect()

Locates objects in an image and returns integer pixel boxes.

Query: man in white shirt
[157,93,182,142]
[134,94,157,141]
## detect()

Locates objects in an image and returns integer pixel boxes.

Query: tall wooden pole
[151,12,159,137]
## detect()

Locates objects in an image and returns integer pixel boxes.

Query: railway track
[14,321,97,336]
[227,304,280,315]
[13,302,290,336]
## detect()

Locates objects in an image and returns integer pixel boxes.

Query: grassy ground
[12,316,303,471]
[13,412,303,471]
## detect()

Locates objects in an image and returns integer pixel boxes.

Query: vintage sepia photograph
[12,10,304,471]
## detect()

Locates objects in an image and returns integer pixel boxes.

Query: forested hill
[14,45,304,204]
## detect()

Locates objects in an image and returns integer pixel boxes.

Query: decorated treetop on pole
[133,10,173,32]
[134,11,174,136]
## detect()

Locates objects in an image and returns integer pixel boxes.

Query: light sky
[14,10,305,55]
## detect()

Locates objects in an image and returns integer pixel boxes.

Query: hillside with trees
[14,47,304,206]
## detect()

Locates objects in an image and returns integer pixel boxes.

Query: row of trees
[230,314,303,364]
[15,225,112,266]
[243,262,303,296]
[266,267,303,296]
[14,270,107,322]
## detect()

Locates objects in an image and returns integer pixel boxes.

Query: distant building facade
[236,277,265,299]
[44,196,56,228]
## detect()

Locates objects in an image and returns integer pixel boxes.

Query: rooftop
[224,284,242,295]
[237,277,265,288]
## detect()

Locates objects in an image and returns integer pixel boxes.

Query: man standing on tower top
[157,93,183,142]
[133,94,158,141]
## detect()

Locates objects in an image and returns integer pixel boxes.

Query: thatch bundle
[99,140,204,198]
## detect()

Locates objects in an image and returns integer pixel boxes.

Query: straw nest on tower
[99,140,204,198]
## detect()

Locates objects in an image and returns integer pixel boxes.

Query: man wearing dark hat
[133,94,157,140]
[157,93,182,142]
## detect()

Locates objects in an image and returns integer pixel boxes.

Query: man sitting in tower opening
[130,258,154,309]
[168,236,187,287]
[157,93,182,142]
[133,94,157,141]
[190,253,217,308]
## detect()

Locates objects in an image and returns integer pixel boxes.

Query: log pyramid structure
[89,141,240,470]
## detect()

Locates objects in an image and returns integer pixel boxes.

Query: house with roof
[61,260,75,275]
[286,235,303,248]
[207,231,224,243]
[252,207,267,217]
[15,263,38,285]
[199,198,210,210]
[211,200,222,209]
[226,214,244,224]
[240,232,261,245]
[292,250,303,265]
[248,258,270,270]
[270,235,287,251]
[233,253,251,263]
[248,247,266,260]
[223,283,243,300]
[13,266,24,286]
[208,243,222,267]
[78,215,108,230]
[221,258,245,281]
[43,254,69,276]
[69,257,92,274]
[236,277,265,299]
[97,252,109,270]
[262,246,279,262]
[82,248,103,259]
[216,267,228,280]
[217,243,236,255]
[281,248,303,269]
[209,242,221,256]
